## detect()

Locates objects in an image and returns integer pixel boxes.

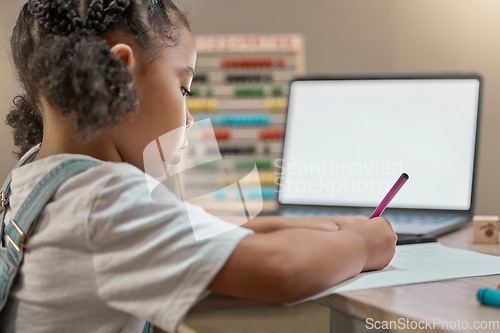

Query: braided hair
[7,0,190,158]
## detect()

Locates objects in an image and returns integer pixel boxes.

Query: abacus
[172,34,306,214]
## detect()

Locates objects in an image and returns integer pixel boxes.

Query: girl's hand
[339,217,397,271]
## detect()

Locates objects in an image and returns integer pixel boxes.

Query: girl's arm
[218,215,368,233]
[242,215,367,232]
[208,217,397,303]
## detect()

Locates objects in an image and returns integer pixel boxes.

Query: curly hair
[7,0,190,158]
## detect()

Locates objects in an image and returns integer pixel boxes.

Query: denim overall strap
[0,159,98,311]
[142,321,154,333]
[0,147,39,240]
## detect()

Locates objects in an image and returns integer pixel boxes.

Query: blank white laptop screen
[278,78,480,210]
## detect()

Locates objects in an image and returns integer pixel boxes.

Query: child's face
[114,26,197,172]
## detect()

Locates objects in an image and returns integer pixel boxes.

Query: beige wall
[183,0,500,216]
[1,0,498,215]
[0,1,22,175]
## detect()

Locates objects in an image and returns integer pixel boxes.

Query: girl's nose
[186,109,194,130]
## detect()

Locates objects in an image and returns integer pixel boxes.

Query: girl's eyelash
[181,86,192,97]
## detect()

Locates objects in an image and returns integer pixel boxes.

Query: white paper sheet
[287,243,500,306]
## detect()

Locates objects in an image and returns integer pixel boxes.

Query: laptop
[275,75,482,236]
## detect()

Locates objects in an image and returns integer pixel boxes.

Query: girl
[1,0,397,332]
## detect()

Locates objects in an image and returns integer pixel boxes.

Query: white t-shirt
[0,152,252,333]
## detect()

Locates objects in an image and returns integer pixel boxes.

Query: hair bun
[28,0,85,35]
[28,0,131,36]
[86,0,131,33]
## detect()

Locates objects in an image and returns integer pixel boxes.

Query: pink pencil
[369,173,409,219]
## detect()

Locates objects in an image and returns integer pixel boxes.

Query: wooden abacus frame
[179,34,306,213]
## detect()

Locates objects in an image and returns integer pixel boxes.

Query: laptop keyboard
[279,208,362,217]
[383,212,455,224]
[281,208,460,222]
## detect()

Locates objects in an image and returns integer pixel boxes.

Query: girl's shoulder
[8,153,167,217]
[11,153,145,191]
[8,152,184,241]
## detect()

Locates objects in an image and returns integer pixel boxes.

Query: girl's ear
[110,43,136,71]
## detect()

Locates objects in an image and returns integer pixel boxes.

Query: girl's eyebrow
[183,66,196,78]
